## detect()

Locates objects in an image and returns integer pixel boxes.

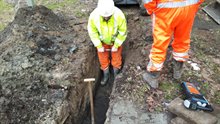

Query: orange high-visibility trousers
[147,4,200,71]
[97,44,122,70]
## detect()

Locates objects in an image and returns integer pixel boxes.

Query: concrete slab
[170,117,188,124]
[105,99,171,124]
[202,1,220,24]
[168,97,218,124]
[212,104,220,124]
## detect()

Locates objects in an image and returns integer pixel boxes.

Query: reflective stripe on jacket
[144,0,204,15]
[87,7,127,48]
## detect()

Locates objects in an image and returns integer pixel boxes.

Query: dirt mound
[0,5,99,124]
[14,5,64,30]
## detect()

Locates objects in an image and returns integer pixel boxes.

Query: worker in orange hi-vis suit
[142,0,204,88]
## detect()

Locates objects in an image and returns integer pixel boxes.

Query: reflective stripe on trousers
[157,0,200,8]
[147,59,163,71]
[172,51,189,62]
[148,4,199,71]
[144,0,200,8]
[144,0,153,4]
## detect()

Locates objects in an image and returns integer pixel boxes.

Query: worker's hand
[97,47,104,52]
[111,46,118,52]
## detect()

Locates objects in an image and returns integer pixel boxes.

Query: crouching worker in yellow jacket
[87,0,127,85]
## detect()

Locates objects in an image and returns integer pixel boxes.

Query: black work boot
[101,68,110,86]
[113,67,120,77]
[142,71,160,89]
[173,59,184,79]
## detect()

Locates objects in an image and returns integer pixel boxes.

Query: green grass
[75,10,86,18]
[200,1,208,7]
[137,84,149,96]
[199,82,210,95]
[43,0,77,10]
[155,105,163,112]
[214,92,220,104]
[160,82,181,101]
[0,0,13,13]
[0,0,13,31]
[0,24,6,31]
[41,0,87,18]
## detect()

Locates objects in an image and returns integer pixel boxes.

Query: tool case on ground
[181,82,213,112]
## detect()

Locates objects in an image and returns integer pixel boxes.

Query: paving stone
[138,113,168,124]
[112,100,138,117]
[170,117,188,124]
[212,104,220,124]
[168,97,218,124]
[110,116,137,124]
[105,99,170,124]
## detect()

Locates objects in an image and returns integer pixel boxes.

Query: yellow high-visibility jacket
[87,7,127,48]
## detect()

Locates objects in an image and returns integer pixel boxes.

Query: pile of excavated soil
[0,5,99,124]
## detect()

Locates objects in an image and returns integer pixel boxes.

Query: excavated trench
[79,4,174,124]
[82,71,114,124]
[81,50,127,124]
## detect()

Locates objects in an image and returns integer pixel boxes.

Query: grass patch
[160,82,181,101]
[75,10,86,18]
[43,0,77,10]
[133,84,149,103]
[214,92,220,104]
[155,105,163,112]
[0,0,13,31]
[199,81,210,95]
[0,23,6,31]
[0,0,13,13]
[137,84,149,96]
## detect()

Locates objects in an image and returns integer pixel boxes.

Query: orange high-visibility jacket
[144,0,204,15]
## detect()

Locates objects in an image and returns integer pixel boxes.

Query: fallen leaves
[146,89,163,112]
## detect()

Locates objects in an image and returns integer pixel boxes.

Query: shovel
[84,78,96,124]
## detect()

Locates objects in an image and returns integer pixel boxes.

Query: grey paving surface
[105,99,170,124]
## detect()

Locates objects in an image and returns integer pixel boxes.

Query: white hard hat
[97,0,115,17]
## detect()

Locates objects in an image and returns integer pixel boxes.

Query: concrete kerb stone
[168,97,218,124]
[170,117,188,124]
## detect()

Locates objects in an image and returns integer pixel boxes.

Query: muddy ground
[0,0,220,124]
[107,1,220,113]
[0,3,100,124]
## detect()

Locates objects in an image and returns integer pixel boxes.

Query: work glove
[97,47,104,52]
[111,46,118,52]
